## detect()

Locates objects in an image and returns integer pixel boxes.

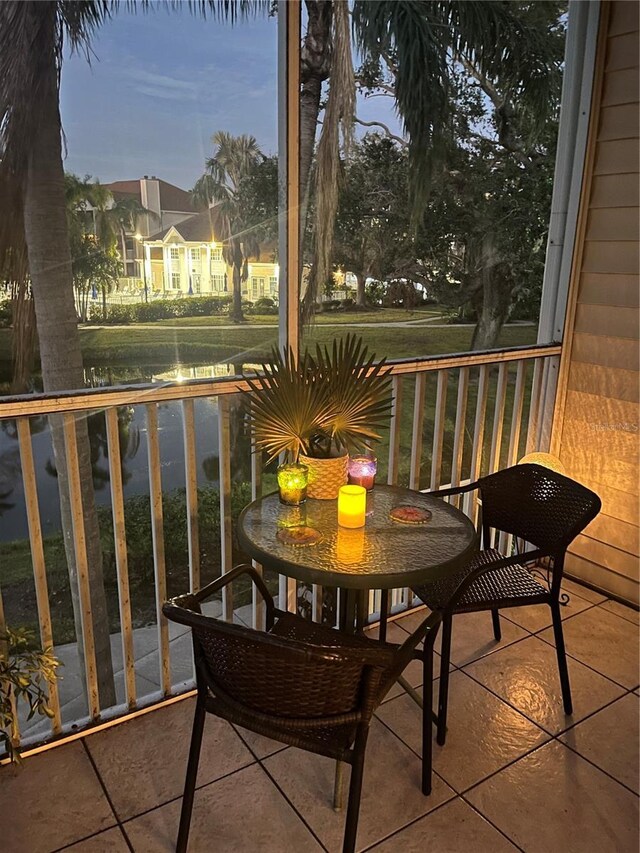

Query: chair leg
[342,728,369,853]
[176,699,207,853]
[491,608,501,641]
[551,601,573,715]
[333,760,346,811]
[378,589,389,642]
[436,613,453,746]
[421,632,436,795]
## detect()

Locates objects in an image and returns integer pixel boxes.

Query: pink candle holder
[348,454,377,491]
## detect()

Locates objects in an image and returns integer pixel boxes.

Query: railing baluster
[217,396,234,621]
[250,449,265,630]
[145,404,171,695]
[430,369,449,491]
[525,358,545,454]
[387,375,403,486]
[105,408,136,711]
[409,373,427,490]
[488,363,508,474]
[507,361,527,467]
[465,365,489,523]
[181,398,200,593]
[62,413,100,719]
[450,367,469,508]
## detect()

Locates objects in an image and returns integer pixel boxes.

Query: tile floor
[2,583,638,853]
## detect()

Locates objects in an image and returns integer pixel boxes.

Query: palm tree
[300,0,560,319]
[192,131,263,323]
[0,0,262,712]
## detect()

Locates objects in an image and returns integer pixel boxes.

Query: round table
[237,485,478,630]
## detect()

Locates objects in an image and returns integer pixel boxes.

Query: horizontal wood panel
[569,479,640,527]
[608,0,639,37]
[571,534,639,579]
[559,429,639,497]
[593,139,639,174]
[584,512,640,556]
[567,361,639,403]
[571,332,640,371]
[597,103,640,140]
[605,32,640,71]
[565,553,638,605]
[581,240,639,274]
[602,67,640,106]
[590,174,640,207]
[585,206,639,241]
[578,273,639,306]
[574,302,639,339]
[563,389,639,437]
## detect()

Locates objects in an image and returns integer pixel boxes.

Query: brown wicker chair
[409,463,601,746]
[163,564,441,853]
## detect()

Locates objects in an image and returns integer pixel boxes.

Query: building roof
[104,178,194,213]
[149,208,222,242]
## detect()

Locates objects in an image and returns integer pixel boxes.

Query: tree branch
[354,118,408,148]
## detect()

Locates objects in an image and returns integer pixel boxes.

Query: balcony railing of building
[0,342,561,755]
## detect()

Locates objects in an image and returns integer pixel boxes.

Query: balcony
[2,594,637,852]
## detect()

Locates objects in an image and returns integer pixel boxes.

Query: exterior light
[134,233,142,241]
[518,452,566,474]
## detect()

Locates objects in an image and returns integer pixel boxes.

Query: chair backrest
[163,597,394,722]
[477,464,601,553]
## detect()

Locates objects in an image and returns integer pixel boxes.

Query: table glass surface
[237,485,478,590]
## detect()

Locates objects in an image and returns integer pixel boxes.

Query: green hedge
[92,295,233,324]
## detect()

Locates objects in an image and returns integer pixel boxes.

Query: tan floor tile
[86,696,254,821]
[434,611,530,668]
[560,693,640,794]
[376,671,549,792]
[538,606,640,689]
[263,718,455,852]
[0,742,115,853]
[501,591,594,634]
[599,599,640,626]
[467,740,639,853]
[62,827,130,852]
[124,763,322,852]
[463,635,624,734]
[563,578,607,604]
[369,797,518,852]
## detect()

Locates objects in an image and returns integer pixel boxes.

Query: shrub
[95,295,233,324]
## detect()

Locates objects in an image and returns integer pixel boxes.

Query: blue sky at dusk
[60,7,401,192]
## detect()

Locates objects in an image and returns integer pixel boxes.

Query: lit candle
[348,454,377,490]
[336,527,365,564]
[338,485,366,528]
[277,463,309,506]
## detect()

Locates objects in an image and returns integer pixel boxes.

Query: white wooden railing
[0,343,560,751]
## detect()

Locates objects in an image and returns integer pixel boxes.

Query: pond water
[0,361,254,542]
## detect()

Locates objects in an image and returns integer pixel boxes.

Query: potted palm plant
[1,626,60,762]
[246,335,393,498]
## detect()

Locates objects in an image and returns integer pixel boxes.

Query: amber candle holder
[337,484,366,528]
[348,454,377,490]
[277,463,309,506]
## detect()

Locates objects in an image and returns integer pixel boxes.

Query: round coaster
[390,506,433,525]
[276,526,323,546]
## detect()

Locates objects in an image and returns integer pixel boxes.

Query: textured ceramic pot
[298,452,349,499]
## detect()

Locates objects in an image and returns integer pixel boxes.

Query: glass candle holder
[277,463,309,506]
[337,484,367,528]
[348,454,377,490]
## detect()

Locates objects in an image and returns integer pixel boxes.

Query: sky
[60,6,402,192]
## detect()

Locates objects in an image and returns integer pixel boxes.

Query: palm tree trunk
[230,262,244,323]
[21,17,115,709]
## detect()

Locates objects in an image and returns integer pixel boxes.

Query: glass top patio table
[237,485,478,592]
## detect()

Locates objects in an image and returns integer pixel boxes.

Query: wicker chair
[163,564,441,853]
[410,463,601,746]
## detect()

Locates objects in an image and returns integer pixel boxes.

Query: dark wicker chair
[410,463,601,746]
[163,564,441,853]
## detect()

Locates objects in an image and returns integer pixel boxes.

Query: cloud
[126,69,198,101]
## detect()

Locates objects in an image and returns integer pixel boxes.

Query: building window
[251,276,266,298]
[170,247,180,261]
[171,272,181,290]
[211,247,223,262]
[192,274,201,293]
[269,276,278,295]
[191,248,200,262]
[211,274,226,291]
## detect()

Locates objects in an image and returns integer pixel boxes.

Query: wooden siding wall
[553,1,639,604]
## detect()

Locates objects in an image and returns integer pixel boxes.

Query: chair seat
[412,548,549,612]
